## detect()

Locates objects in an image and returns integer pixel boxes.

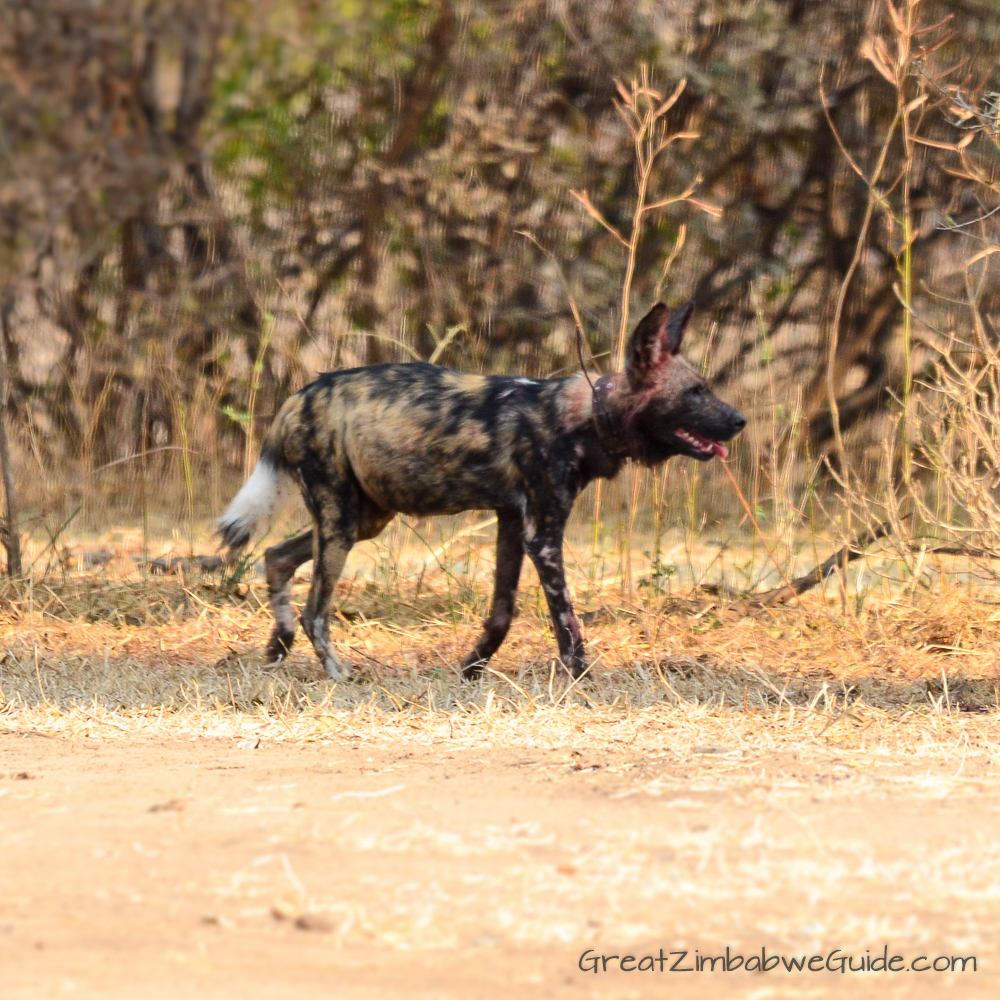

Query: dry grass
[3,517,1000,763]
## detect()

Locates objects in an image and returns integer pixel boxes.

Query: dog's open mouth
[673,428,729,459]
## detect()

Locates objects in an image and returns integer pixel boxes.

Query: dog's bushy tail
[217,444,295,554]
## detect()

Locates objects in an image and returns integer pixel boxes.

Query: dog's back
[261,362,590,517]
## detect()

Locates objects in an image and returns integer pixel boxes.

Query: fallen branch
[908,543,1000,560]
[752,518,900,607]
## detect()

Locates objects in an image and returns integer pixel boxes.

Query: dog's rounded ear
[665,300,694,355]
[625,303,669,387]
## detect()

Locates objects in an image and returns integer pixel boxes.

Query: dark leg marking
[462,508,524,678]
[263,530,314,662]
[524,524,587,679]
[299,485,357,681]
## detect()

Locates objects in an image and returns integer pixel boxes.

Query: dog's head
[619,301,746,465]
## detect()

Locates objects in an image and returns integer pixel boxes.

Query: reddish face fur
[608,302,746,464]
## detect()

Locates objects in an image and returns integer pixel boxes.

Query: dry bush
[912,344,1000,566]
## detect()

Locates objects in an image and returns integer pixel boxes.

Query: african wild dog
[218,302,746,681]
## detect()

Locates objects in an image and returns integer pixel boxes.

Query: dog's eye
[688,384,706,397]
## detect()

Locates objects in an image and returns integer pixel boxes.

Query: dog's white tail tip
[217,458,289,552]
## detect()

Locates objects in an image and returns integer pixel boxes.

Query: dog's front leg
[524,521,587,679]
[462,508,525,678]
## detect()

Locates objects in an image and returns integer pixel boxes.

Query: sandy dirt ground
[1,730,997,999]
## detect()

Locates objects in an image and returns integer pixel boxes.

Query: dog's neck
[591,373,631,461]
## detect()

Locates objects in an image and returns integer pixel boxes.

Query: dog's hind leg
[462,508,524,678]
[263,530,314,662]
[300,485,357,681]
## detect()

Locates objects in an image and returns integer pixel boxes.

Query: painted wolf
[218,302,746,681]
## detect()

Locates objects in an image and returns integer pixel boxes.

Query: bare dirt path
[1,732,997,999]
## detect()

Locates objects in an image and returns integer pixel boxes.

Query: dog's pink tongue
[711,441,729,459]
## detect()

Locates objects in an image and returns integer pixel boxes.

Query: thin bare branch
[569,190,629,248]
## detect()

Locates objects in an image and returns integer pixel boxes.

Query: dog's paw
[264,632,295,663]
[321,654,350,682]
[461,658,486,680]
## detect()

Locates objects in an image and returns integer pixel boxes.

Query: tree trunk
[0,308,21,576]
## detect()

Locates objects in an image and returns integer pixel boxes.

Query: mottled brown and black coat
[218,303,746,680]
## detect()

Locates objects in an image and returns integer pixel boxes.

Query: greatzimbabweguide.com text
[578,947,977,974]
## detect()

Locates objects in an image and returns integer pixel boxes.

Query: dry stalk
[569,66,718,594]
[819,1,946,477]
[570,70,715,370]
